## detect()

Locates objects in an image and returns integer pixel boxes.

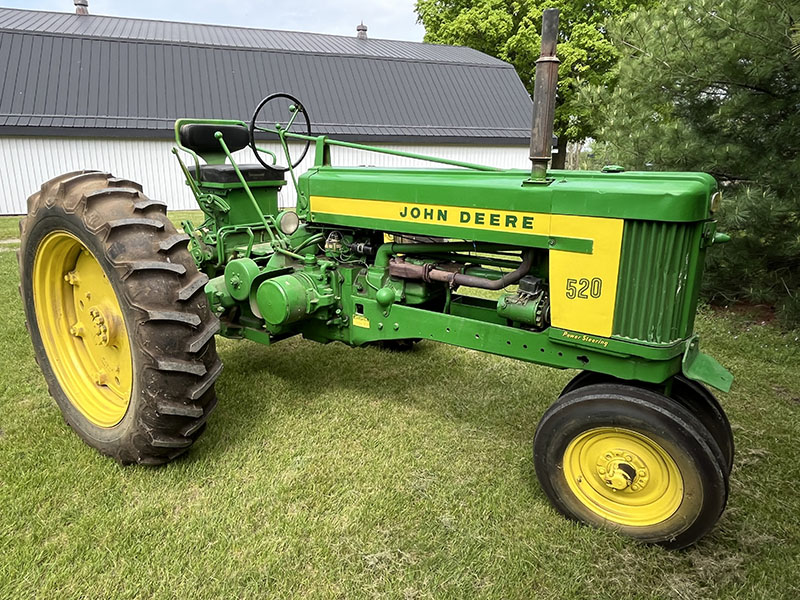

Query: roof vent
[74,0,89,15]
[356,22,367,40]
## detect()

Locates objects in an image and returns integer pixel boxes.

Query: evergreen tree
[585,0,800,324]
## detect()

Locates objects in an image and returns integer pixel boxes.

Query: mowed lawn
[1,213,799,600]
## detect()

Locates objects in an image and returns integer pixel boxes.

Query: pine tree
[585,0,800,324]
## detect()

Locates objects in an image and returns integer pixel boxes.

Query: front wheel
[534,383,728,548]
[19,171,222,464]
[560,371,734,475]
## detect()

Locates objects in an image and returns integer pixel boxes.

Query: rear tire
[534,383,728,549]
[18,170,222,465]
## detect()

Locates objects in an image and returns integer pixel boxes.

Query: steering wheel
[249,93,312,172]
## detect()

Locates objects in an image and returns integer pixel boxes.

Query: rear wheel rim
[33,231,133,428]
[563,427,684,527]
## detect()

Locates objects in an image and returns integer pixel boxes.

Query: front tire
[534,383,728,548]
[560,371,734,475]
[19,171,222,465]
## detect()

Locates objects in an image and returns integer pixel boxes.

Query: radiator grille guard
[613,220,704,345]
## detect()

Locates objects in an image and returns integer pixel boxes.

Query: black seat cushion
[179,123,251,154]
[187,163,285,184]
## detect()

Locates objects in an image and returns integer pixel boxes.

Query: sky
[1,0,426,41]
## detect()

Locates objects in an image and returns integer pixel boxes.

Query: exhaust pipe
[529,8,560,183]
[389,250,535,291]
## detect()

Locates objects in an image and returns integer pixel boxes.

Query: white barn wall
[0,136,531,215]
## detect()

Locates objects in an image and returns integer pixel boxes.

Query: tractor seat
[180,123,251,154]
[187,164,284,184]
[179,123,285,183]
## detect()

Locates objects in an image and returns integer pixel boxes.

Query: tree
[414,0,649,168]
[584,0,800,323]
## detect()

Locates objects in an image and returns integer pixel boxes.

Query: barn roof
[0,8,532,144]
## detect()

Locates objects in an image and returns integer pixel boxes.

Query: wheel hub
[88,306,116,346]
[596,449,649,492]
[562,427,684,527]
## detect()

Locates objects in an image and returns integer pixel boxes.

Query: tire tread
[18,171,221,466]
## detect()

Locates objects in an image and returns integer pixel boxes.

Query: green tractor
[18,10,733,548]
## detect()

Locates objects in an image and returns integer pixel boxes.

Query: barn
[0,5,534,214]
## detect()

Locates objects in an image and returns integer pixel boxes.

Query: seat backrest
[179,123,250,156]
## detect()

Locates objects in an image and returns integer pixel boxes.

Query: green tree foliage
[585,0,800,324]
[414,0,648,164]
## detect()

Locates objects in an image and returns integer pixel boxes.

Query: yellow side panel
[549,215,624,338]
[310,196,552,237]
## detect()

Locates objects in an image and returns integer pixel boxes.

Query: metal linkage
[277,131,504,172]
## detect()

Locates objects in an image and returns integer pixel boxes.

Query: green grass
[1,215,799,599]
[167,210,204,231]
[0,215,20,241]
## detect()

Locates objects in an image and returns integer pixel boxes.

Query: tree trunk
[551,136,568,169]
[566,141,584,170]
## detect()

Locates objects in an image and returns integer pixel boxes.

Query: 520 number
[566,277,602,299]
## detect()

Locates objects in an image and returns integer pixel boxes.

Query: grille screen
[613,221,701,345]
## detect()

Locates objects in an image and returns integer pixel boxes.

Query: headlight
[277,211,300,235]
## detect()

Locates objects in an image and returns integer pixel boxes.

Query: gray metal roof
[0,8,507,65]
[0,8,532,143]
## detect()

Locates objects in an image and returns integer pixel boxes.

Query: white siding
[0,136,530,215]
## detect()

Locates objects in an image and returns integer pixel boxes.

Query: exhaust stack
[529,8,560,182]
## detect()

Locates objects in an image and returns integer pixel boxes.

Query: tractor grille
[613,220,702,345]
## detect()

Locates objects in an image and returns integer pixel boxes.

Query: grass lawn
[1,213,799,599]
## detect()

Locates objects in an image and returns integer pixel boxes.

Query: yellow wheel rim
[33,231,133,428]
[563,427,683,527]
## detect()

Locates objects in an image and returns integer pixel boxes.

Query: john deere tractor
[18,10,733,548]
